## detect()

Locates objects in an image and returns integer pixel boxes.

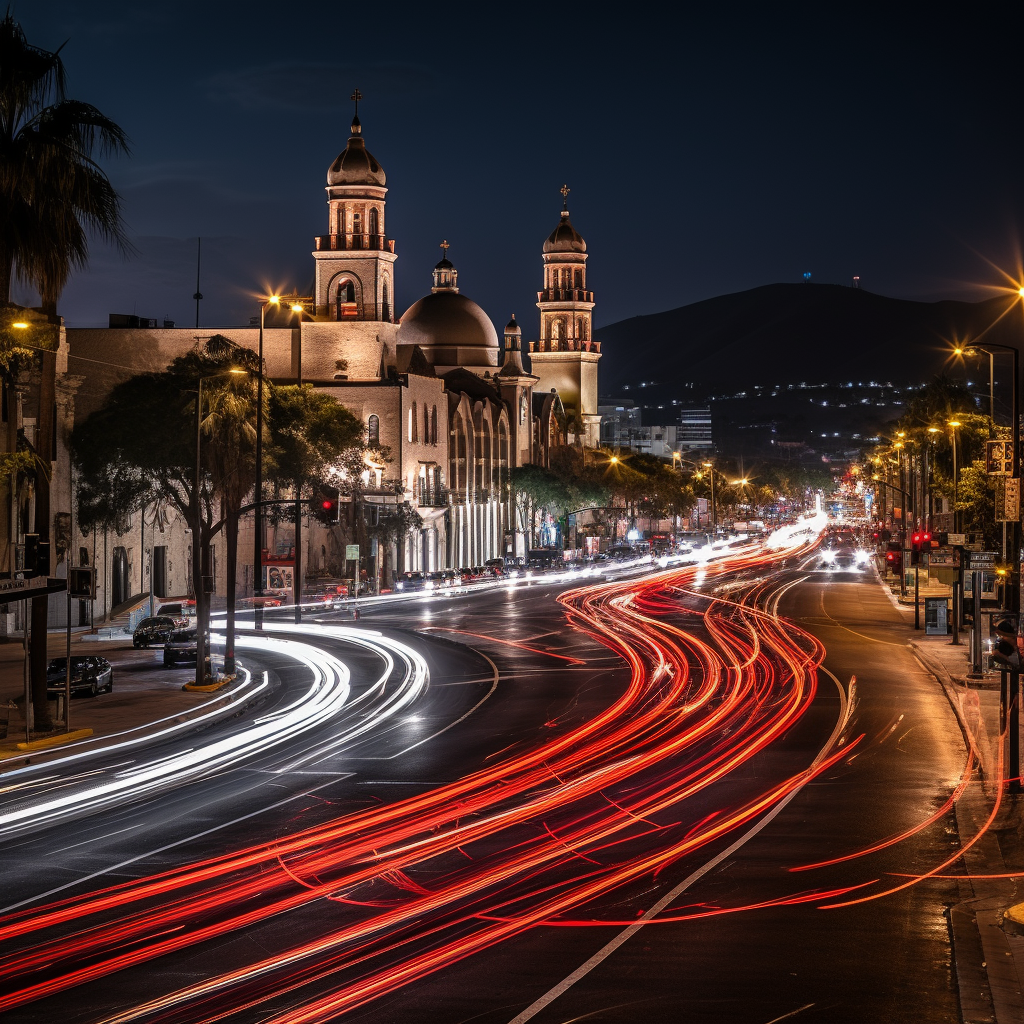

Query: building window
[430,405,438,444]
[423,403,430,445]
[410,402,418,443]
[574,268,583,289]
[382,280,390,322]
[353,211,362,235]
[369,208,379,235]
[368,413,380,444]
[336,279,356,321]
[336,207,345,234]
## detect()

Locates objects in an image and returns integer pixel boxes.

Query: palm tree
[0,14,130,305]
[0,14,130,729]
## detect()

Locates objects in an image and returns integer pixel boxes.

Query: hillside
[593,283,1020,392]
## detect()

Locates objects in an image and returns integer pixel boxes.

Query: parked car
[133,615,178,648]
[163,627,198,667]
[394,572,429,592]
[46,656,113,697]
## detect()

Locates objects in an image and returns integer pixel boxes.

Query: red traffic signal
[312,483,341,524]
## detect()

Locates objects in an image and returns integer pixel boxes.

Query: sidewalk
[877,574,1024,1024]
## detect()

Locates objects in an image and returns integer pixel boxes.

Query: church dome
[543,209,586,253]
[327,117,386,187]
[397,291,499,354]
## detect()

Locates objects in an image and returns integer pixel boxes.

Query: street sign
[0,576,67,606]
[997,477,1021,523]
[943,533,966,546]
[967,551,999,569]
[986,439,1014,476]
[928,546,960,568]
[345,544,360,561]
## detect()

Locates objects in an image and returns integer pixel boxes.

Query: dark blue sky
[15,2,1024,333]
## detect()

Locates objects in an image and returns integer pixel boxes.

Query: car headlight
[425,580,434,590]
[854,549,869,563]
[396,582,404,591]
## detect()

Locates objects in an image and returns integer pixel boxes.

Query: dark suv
[163,627,198,667]
[46,656,113,697]
[133,615,178,648]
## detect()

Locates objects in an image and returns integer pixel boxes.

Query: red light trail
[0,533,984,1022]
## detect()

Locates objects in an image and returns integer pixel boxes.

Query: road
[0,535,972,1023]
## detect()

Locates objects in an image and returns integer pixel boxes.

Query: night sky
[14,2,1024,333]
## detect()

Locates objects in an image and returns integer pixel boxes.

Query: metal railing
[314,233,396,253]
[537,288,594,303]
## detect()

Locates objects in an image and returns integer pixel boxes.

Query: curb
[0,727,94,755]
[1005,903,1024,938]
[183,674,236,693]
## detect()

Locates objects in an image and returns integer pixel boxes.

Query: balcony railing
[314,233,396,253]
[416,487,450,508]
[536,288,594,303]
[529,338,602,354]
[308,301,393,324]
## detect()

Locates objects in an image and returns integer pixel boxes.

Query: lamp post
[252,295,281,631]
[926,427,939,531]
[948,420,961,533]
[703,461,717,534]
[287,297,309,623]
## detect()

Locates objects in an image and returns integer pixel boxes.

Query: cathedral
[33,97,604,619]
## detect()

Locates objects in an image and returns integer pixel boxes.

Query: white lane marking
[0,778,341,915]
[358,649,500,760]
[45,822,145,856]
[507,665,850,1024]
[765,1004,816,1024]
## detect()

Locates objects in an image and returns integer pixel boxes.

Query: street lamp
[703,461,717,532]
[252,294,280,630]
[948,420,961,532]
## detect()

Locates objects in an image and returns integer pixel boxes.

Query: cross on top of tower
[440,239,450,258]
[351,88,362,112]
[560,183,570,209]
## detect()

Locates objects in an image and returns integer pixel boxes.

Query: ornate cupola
[529,185,601,447]
[312,89,398,322]
[499,314,525,374]
[431,239,458,292]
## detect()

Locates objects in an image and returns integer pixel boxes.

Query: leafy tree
[0,14,130,726]
[72,336,363,677]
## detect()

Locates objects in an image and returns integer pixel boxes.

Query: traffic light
[910,530,931,565]
[312,483,341,524]
[885,543,902,575]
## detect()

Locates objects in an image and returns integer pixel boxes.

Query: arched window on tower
[431,405,438,444]
[382,280,390,322]
[423,403,430,445]
[335,206,345,234]
[369,207,379,237]
[574,268,583,290]
[410,402,418,443]
[336,280,356,321]
[368,414,380,444]
[580,318,589,342]
[352,211,362,246]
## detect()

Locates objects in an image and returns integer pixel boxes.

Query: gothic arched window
[431,405,438,444]
[423,403,430,444]
[574,268,583,289]
[369,208,379,235]
[367,414,379,444]
[382,280,390,322]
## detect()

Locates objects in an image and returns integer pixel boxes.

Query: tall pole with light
[253,295,280,631]
[703,461,717,534]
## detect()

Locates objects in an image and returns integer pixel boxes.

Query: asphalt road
[0,549,970,1023]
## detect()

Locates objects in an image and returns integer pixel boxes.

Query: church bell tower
[312,90,398,322]
[528,186,601,446]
